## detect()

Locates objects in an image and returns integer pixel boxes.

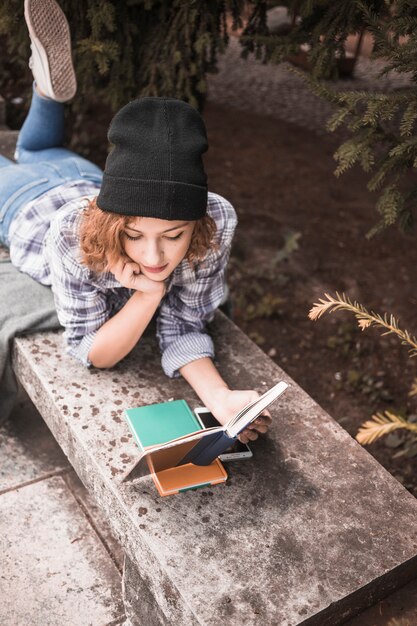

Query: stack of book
[123,381,289,496]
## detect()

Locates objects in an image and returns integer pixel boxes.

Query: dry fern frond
[356,411,417,445]
[309,292,417,357]
[308,294,336,320]
[387,617,414,626]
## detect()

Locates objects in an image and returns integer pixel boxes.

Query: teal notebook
[124,399,202,452]
[124,398,228,496]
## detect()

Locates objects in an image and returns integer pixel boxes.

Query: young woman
[1,0,272,442]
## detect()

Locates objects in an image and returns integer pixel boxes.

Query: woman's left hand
[207,387,272,444]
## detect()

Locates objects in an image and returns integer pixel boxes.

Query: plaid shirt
[9,182,237,377]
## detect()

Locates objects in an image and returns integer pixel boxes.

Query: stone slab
[0,475,124,625]
[0,384,70,493]
[63,469,124,572]
[12,314,417,626]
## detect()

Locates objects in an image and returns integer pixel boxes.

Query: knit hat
[96,97,208,220]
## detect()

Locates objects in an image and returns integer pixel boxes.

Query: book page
[226,381,289,438]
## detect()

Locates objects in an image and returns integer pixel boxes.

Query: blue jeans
[0,85,103,247]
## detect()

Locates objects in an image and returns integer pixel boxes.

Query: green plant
[309,292,417,450]
[244,293,285,321]
[241,0,417,234]
[272,229,302,265]
[228,228,299,325]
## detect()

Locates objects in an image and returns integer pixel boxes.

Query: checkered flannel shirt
[9,181,237,377]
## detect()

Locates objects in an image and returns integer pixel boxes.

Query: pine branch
[309,292,417,356]
[400,100,417,137]
[1,0,258,116]
[375,184,405,227]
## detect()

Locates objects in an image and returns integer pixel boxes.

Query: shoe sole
[24,0,77,102]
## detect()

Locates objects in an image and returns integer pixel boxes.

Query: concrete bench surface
[12,313,417,626]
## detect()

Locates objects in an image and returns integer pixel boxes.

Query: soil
[3,85,417,499]
[204,101,417,499]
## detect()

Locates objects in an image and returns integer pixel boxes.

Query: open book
[122,381,289,483]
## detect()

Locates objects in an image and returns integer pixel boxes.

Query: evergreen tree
[0,1,265,160]
[241,1,417,234]
[0,0,253,111]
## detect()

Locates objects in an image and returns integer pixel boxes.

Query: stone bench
[10,314,417,626]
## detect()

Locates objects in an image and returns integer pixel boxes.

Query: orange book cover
[147,456,228,497]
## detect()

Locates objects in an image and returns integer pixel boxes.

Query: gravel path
[207,37,413,136]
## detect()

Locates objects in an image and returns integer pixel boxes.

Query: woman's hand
[207,387,272,444]
[108,258,167,299]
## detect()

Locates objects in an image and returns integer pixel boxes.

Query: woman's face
[121,217,195,281]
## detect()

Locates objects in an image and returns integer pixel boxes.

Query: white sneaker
[24,0,77,102]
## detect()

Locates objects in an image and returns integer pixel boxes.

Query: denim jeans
[0,85,103,246]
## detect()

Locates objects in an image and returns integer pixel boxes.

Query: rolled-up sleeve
[66,330,99,367]
[161,331,215,378]
[156,195,237,378]
[47,213,110,368]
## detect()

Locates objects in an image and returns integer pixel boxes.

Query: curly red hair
[78,197,218,272]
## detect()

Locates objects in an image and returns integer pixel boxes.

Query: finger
[124,261,141,273]
[257,412,272,425]
[260,418,272,428]
[253,415,271,425]
[122,262,141,279]
[248,424,269,434]
[249,416,271,429]
[242,429,259,442]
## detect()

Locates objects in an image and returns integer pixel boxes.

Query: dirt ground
[203,101,417,498]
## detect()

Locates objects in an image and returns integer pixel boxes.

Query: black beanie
[96,97,208,220]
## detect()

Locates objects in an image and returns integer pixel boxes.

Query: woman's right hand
[108,258,167,299]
